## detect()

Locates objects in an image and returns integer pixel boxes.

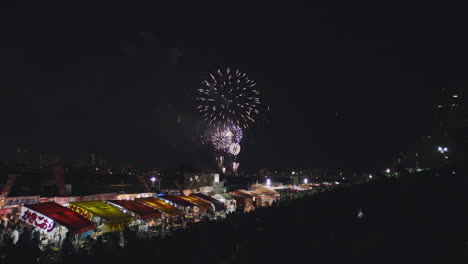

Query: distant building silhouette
[434,86,467,165]
[435,87,465,138]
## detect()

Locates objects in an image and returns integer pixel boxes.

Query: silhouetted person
[61,232,73,261]
[92,236,105,258]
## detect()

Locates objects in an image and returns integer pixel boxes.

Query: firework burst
[210,130,232,150]
[196,68,260,130]
[228,143,241,156]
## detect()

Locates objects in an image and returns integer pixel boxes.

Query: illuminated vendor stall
[135,197,182,231]
[179,195,213,213]
[106,200,162,236]
[19,202,95,251]
[68,201,133,235]
[230,191,255,213]
[251,186,280,207]
[157,195,200,221]
[191,193,226,219]
[178,195,214,220]
[214,193,237,213]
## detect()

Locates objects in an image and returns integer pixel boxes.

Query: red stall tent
[106,199,162,235]
[20,202,95,250]
[157,195,195,209]
[106,200,162,220]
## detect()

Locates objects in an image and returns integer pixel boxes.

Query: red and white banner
[116,193,154,200]
[98,193,117,201]
[40,196,82,206]
[2,196,40,208]
[20,206,56,234]
[82,193,117,201]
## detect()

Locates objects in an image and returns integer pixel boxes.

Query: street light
[150,177,156,187]
[304,178,308,184]
[266,178,271,186]
[437,146,449,159]
[438,146,448,153]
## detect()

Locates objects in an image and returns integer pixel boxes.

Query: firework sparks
[232,162,240,173]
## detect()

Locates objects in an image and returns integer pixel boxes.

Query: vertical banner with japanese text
[19,206,57,234]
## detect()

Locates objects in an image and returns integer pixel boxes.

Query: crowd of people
[0,214,42,262]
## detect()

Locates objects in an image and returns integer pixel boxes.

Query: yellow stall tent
[69,201,133,233]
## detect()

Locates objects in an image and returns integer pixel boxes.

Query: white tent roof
[251,186,280,195]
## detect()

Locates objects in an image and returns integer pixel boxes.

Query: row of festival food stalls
[13,188,277,251]
[210,186,280,213]
[6,191,233,251]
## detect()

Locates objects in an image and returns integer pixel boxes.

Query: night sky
[1,7,467,170]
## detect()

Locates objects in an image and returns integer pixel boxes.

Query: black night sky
[1,7,467,170]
